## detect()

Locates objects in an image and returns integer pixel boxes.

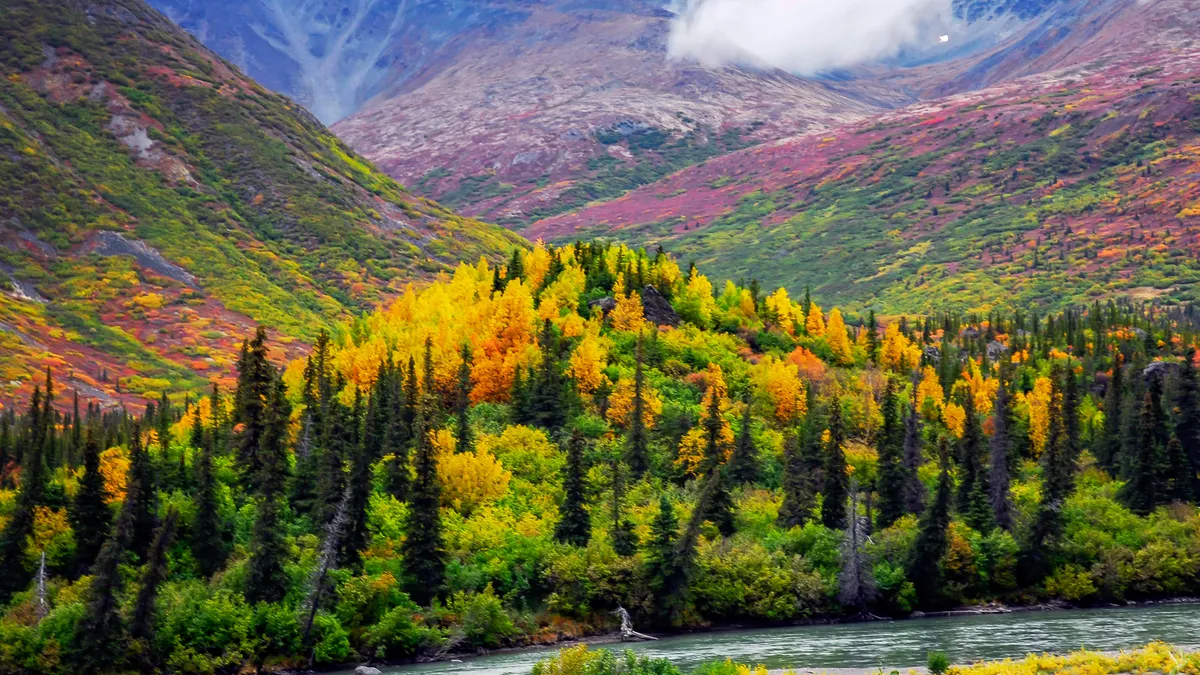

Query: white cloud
[667,0,954,73]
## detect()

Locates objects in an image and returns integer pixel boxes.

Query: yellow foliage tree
[751,356,807,425]
[99,447,129,504]
[763,288,795,334]
[606,375,663,430]
[825,308,854,365]
[567,327,609,400]
[433,429,511,515]
[806,303,826,336]
[916,365,944,417]
[1025,376,1054,456]
[879,323,922,373]
[676,364,734,475]
[943,402,966,439]
[610,276,646,332]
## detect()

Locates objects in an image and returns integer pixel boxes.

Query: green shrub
[928,650,951,675]
[310,614,351,665]
[365,605,443,659]
[447,583,518,649]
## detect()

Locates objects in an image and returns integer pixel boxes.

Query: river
[338,604,1200,675]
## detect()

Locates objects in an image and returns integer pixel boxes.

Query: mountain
[0,0,524,407]
[524,47,1200,313]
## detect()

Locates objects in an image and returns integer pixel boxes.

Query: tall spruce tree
[875,377,906,529]
[126,426,159,561]
[1097,354,1125,472]
[728,394,760,485]
[699,389,735,537]
[555,431,591,546]
[1173,348,1200,497]
[1122,390,1162,515]
[1021,368,1076,583]
[71,432,110,576]
[245,377,292,605]
[609,458,638,557]
[0,390,47,603]
[989,379,1015,531]
[645,493,678,613]
[957,392,993,533]
[777,428,814,529]
[192,437,227,577]
[74,466,141,673]
[130,509,179,645]
[901,395,926,516]
[822,400,850,530]
[234,327,274,493]
[403,400,445,605]
[454,344,474,453]
[907,442,952,607]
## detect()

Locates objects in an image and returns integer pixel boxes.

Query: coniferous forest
[5,243,1200,673]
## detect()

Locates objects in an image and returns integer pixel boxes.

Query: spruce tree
[454,344,474,453]
[1122,390,1162,515]
[646,494,678,583]
[555,431,591,547]
[907,442,952,607]
[1097,355,1125,472]
[626,334,651,478]
[1021,368,1076,582]
[246,377,292,605]
[866,310,880,364]
[234,327,274,493]
[387,358,412,502]
[609,459,638,557]
[875,377,906,529]
[989,380,1015,531]
[901,395,926,516]
[957,392,993,533]
[0,394,47,603]
[822,400,849,530]
[192,438,227,577]
[126,426,159,562]
[728,395,760,485]
[528,320,571,431]
[699,389,735,537]
[1173,348,1200,497]
[777,428,814,529]
[131,508,179,645]
[75,468,141,673]
[71,432,111,576]
[403,401,445,605]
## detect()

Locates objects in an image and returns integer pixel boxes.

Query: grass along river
[334,604,1200,675]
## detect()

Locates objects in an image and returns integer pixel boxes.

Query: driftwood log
[613,607,658,641]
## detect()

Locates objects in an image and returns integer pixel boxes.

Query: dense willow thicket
[3,242,1200,673]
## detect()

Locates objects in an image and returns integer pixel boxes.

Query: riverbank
[313,602,1200,675]
[402,597,1200,668]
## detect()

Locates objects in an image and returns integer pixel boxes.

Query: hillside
[0,0,524,408]
[5,242,1200,673]
[526,51,1200,313]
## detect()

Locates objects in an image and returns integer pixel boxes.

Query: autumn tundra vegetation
[3,242,1200,673]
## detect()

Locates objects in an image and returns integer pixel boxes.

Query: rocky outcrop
[85,232,197,288]
[641,285,680,327]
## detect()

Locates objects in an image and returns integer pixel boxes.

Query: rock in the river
[641,285,680,327]
[356,666,383,675]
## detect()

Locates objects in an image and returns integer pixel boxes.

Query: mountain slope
[526,50,1200,313]
[0,0,524,407]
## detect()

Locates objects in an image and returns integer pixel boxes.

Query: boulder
[640,285,680,327]
[355,667,383,675]
[986,340,1009,361]
[1143,360,1180,382]
[588,296,617,315]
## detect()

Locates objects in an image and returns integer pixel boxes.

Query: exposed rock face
[85,232,198,288]
[587,296,617,316]
[987,340,1009,361]
[641,285,680,327]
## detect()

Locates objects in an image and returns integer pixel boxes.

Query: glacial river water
[337,603,1200,675]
